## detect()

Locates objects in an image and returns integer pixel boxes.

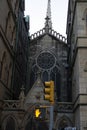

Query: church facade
[27,0,72,129]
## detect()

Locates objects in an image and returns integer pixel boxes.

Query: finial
[45,0,52,29]
[19,85,25,101]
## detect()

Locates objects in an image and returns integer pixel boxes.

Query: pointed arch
[1,115,18,130]
[54,115,73,130]
[42,71,48,82]
[51,66,61,101]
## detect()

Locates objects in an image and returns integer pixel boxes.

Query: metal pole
[49,105,54,130]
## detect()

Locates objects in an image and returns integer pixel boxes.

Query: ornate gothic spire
[45,0,52,29]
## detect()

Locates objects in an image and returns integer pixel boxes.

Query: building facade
[67,0,87,129]
[0,0,29,99]
[0,0,29,129]
[0,0,19,100]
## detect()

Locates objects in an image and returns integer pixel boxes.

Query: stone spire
[45,0,52,29]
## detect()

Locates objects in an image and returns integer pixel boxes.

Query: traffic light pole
[49,105,54,130]
[44,80,54,130]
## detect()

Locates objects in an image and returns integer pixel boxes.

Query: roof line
[30,28,67,44]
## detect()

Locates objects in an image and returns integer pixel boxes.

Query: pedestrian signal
[34,107,46,119]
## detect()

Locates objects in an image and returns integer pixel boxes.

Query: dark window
[5,117,15,130]
[51,67,61,101]
[42,71,48,82]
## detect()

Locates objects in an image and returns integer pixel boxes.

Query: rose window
[37,52,55,69]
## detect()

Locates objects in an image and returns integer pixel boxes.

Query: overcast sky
[25,0,69,37]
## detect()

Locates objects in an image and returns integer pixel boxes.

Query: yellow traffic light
[44,80,54,104]
[35,108,41,118]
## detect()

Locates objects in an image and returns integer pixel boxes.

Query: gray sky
[25,0,68,37]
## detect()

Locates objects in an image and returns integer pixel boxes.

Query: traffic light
[34,107,46,120]
[44,80,54,104]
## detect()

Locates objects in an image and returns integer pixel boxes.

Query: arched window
[59,119,68,130]
[2,116,17,130]
[57,116,73,130]
[51,66,61,101]
[5,117,15,130]
[42,71,48,82]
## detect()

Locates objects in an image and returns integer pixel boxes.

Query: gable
[30,28,67,44]
[24,75,50,110]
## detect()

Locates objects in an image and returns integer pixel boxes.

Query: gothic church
[0,0,87,130]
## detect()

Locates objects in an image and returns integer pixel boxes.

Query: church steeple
[45,0,52,29]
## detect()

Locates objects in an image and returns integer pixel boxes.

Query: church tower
[67,0,87,129]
